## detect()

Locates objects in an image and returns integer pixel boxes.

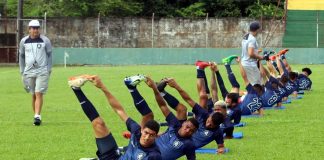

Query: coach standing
[241,21,264,85]
[19,20,52,126]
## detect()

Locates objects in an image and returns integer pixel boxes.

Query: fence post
[44,12,47,35]
[317,10,319,48]
[152,13,155,48]
[98,13,100,48]
[205,13,209,48]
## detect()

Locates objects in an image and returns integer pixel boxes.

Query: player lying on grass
[158,78,226,153]
[124,75,199,160]
[195,60,219,114]
[258,57,284,108]
[297,67,312,91]
[68,75,162,160]
[267,52,298,100]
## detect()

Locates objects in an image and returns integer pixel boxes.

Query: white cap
[28,20,40,27]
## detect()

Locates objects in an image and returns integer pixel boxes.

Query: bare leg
[34,92,43,115]
[197,78,208,109]
[92,117,110,138]
[32,94,36,113]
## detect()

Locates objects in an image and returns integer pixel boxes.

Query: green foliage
[176,2,206,17]
[246,0,284,19]
[3,0,284,18]
[201,0,241,17]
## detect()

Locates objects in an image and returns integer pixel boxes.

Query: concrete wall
[1,17,284,48]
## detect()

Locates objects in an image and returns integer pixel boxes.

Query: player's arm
[210,62,219,102]
[184,144,196,160]
[166,78,196,108]
[45,37,53,73]
[248,41,263,60]
[145,77,171,117]
[256,108,264,116]
[276,56,287,77]
[91,76,129,122]
[238,57,250,86]
[18,39,25,75]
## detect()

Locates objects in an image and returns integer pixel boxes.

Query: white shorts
[22,73,50,94]
[242,65,262,85]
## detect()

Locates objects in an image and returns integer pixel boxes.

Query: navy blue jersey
[261,77,280,107]
[121,118,162,160]
[191,104,224,149]
[227,106,241,124]
[284,80,298,97]
[156,113,196,160]
[220,117,234,130]
[240,84,262,115]
[298,74,312,90]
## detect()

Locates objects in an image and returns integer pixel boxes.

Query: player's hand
[210,62,218,71]
[145,76,156,88]
[217,147,225,154]
[166,78,178,88]
[235,56,241,63]
[90,75,105,89]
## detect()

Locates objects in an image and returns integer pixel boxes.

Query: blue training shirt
[156,113,196,160]
[121,118,162,160]
[240,84,263,115]
[297,74,312,90]
[227,106,241,125]
[261,77,281,107]
[191,104,224,149]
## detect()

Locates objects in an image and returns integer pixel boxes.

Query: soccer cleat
[277,48,289,56]
[263,51,275,61]
[122,131,131,139]
[195,60,210,69]
[269,55,276,61]
[222,55,238,65]
[124,74,146,88]
[33,117,41,126]
[68,75,93,88]
[156,79,168,92]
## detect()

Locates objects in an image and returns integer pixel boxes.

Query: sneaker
[33,117,41,126]
[124,74,146,88]
[222,55,238,65]
[156,79,168,92]
[277,49,289,56]
[195,60,210,69]
[263,51,275,61]
[269,55,276,61]
[68,75,93,88]
[122,131,131,139]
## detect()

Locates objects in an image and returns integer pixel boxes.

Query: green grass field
[1,65,324,160]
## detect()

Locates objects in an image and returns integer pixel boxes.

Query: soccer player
[163,78,226,154]
[297,67,312,90]
[213,100,234,139]
[258,59,282,108]
[195,61,219,113]
[124,75,199,160]
[238,58,264,115]
[68,75,162,160]
[19,19,52,126]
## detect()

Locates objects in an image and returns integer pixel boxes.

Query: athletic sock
[225,64,240,88]
[215,71,229,100]
[129,88,152,116]
[161,91,179,110]
[72,88,99,122]
[197,69,210,94]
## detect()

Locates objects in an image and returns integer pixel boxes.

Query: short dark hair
[289,72,298,80]
[187,118,199,130]
[250,21,260,32]
[302,67,312,76]
[144,120,160,134]
[211,112,225,126]
[279,76,288,84]
[226,93,239,104]
[253,84,264,93]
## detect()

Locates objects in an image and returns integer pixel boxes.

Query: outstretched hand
[145,76,156,88]
[166,78,178,88]
[235,56,241,63]
[90,75,105,89]
[210,62,218,71]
